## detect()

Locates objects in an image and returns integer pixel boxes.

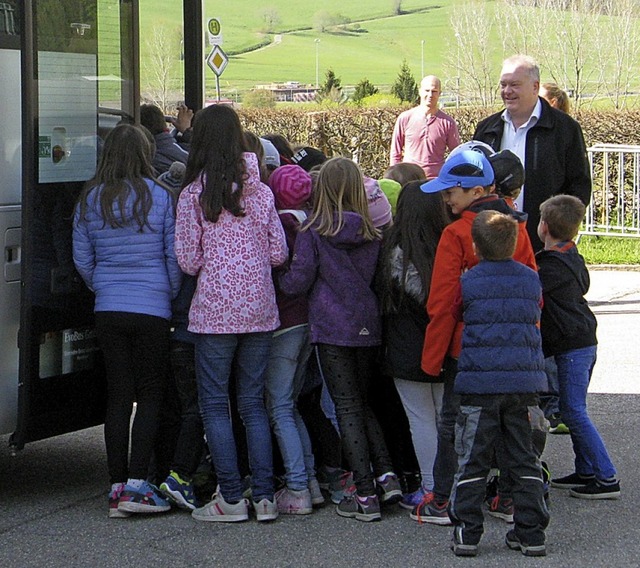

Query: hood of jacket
[467,194,529,224]
[322,211,375,249]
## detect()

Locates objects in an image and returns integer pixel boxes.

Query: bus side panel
[0,46,22,436]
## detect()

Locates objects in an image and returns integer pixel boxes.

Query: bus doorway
[6,0,140,449]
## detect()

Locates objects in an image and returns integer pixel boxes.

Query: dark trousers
[432,358,460,500]
[449,393,550,546]
[169,340,205,478]
[317,344,394,496]
[95,311,170,484]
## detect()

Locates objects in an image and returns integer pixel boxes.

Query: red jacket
[421,195,537,376]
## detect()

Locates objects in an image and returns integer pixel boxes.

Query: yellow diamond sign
[206,45,228,76]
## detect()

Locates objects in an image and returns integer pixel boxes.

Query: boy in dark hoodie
[537,195,620,500]
[412,149,536,524]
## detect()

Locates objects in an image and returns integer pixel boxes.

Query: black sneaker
[570,479,620,500]
[551,472,595,489]
[451,526,478,557]
[505,530,547,557]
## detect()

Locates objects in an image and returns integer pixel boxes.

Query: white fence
[584,144,640,237]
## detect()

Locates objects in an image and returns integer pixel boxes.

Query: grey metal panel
[0,49,21,206]
[0,205,20,435]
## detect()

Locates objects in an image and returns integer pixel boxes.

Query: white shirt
[500,98,542,211]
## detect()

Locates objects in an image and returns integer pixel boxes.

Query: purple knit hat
[268,164,313,210]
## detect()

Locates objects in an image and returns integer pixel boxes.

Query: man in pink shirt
[390,75,460,178]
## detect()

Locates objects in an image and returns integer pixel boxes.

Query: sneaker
[253,497,279,521]
[451,526,478,557]
[108,484,130,519]
[275,487,313,515]
[548,413,570,435]
[376,472,403,505]
[336,493,381,522]
[486,495,514,523]
[506,529,547,557]
[410,492,452,525]
[570,479,621,500]
[160,471,197,510]
[551,472,595,489]
[308,478,325,507]
[192,491,249,522]
[117,481,171,514]
[318,467,355,505]
[399,486,428,511]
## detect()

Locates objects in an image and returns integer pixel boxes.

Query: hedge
[238,106,640,178]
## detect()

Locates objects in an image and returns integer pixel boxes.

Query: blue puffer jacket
[73,178,182,320]
[455,259,546,395]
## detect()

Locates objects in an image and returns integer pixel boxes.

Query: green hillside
[139,0,457,98]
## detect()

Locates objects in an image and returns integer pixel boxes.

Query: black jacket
[473,97,591,251]
[536,243,597,357]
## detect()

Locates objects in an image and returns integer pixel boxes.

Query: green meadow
[139,0,457,96]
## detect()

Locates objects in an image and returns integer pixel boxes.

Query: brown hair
[471,210,518,261]
[541,82,570,113]
[383,162,426,187]
[539,194,585,241]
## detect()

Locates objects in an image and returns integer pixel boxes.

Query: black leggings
[96,311,170,484]
[317,344,394,496]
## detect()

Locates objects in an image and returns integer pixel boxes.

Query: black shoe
[551,472,595,489]
[505,530,546,557]
[451,526,478,557]
[570,479,620,500]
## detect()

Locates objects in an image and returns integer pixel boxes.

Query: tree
[142,25,181,112]
[318,68,342,97]
[391,60,418,103]
[259,7,281,33]
[392,0,403,15]
[352,78,378,104]
[242,89,276,109]
[313,11,337,33]
[445,0,498,108]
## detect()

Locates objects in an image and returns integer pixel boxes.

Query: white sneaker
[275,487,313,515]
[253,496,278,521]
[191,491,249,522]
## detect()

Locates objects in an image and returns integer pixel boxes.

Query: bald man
[390,75,460,178]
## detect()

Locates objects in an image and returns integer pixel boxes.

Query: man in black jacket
[473,54,591,252]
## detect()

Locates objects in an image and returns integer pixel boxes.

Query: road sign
[206,45,228,77]
[207,17,222,45]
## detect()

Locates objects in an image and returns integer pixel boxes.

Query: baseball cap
[420,150,495,194]
[291,146,327,172]
[448,140,495,160]
[488,149,524,196]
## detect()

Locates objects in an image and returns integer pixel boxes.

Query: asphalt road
[0,270,638,568]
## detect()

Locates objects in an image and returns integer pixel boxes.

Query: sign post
[205,18,227,102]
[206,44,229,102]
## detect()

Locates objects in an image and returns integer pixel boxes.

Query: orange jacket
[421,195,537,376]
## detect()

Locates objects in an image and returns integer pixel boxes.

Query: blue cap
[420,150,495,194]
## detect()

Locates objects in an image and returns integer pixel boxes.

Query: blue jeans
[195,332,274,502]
[556,345,617,480]
[265,326,315,491]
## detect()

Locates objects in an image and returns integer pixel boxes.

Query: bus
[0,0,204,451]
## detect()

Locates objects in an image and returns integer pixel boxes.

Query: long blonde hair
[304,157,380,241]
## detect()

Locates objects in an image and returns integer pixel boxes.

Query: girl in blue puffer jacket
[73,124,182,518]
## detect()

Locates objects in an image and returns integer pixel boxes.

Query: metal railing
[584,144,640,237]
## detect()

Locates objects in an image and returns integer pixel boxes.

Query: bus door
[12,0,140,449]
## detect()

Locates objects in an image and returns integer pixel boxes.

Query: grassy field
[139,0,457,97]
[579,235,640,265]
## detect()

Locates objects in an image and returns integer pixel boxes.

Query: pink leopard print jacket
[175,152,288,334]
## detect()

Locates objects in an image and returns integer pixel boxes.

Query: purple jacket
[279,212,382,347]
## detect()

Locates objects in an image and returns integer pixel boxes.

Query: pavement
[0,270,638,568]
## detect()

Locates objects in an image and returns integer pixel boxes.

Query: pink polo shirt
[390,107,460,178]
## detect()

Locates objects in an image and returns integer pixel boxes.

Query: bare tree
[259,7,281,33]
[142,25,181,112]
[445,0,499,108]
[392,0,403,15]
[597,0,640,109]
